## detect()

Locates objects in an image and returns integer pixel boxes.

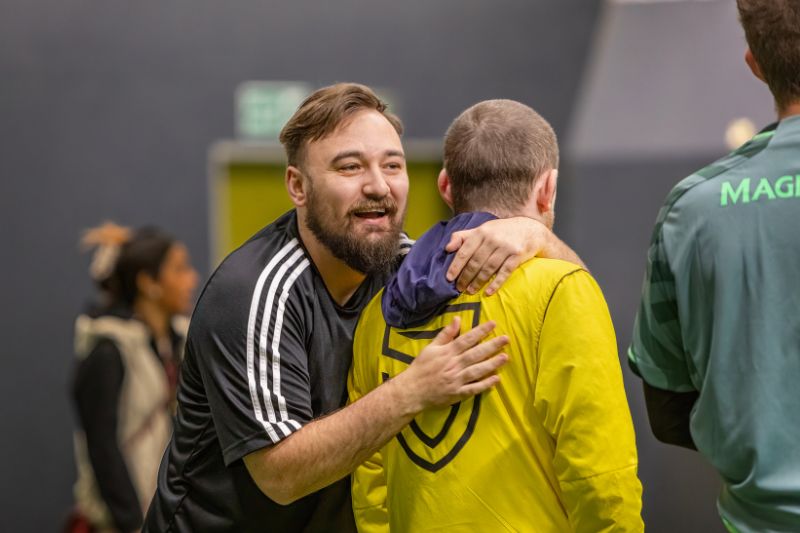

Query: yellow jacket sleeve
[351,450,389,533]
[348,328,389,533]
[534,270,644,533]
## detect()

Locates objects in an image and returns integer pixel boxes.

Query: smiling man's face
[298,109,409,274]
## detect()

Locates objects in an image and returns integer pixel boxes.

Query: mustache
[347,198,398,216]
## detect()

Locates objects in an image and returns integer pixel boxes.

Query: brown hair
[738,0,800,109]
[279,83,403,167]
[444,99,558,214]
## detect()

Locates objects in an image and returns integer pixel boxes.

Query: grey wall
[0,1,601,530]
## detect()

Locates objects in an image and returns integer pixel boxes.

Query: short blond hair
[444,99,558,214]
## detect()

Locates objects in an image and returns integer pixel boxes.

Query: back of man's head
[279,83,403,167]
[443,99,558,215]
[738,0,800,110]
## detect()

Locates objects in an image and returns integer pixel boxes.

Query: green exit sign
[236,81,311,140]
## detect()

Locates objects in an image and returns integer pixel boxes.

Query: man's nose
[362,166,390,198]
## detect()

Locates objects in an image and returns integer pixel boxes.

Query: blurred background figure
[66,223,198,533]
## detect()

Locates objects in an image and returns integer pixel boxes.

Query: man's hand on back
[390,317,509,413]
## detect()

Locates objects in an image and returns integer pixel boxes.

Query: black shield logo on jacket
[380,303,483,473]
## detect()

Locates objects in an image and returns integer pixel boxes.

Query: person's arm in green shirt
[643,382,698,450]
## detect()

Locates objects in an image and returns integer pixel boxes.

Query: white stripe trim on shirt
[245,239,299,442]
[258,247,306,436]
[271,257,310,435]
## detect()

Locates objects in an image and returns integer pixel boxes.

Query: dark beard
[305,188,401,275]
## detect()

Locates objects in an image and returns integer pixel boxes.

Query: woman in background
[68,222,198,533]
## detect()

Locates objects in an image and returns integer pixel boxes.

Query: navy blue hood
[381,212,497,328]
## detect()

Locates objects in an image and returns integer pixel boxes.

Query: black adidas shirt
[145,211,400,532]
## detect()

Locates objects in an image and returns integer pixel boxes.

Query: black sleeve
[194,258,315,466]
[642,380,698,450]
[73,338,143,532]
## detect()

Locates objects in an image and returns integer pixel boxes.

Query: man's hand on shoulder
[445,217,586,295]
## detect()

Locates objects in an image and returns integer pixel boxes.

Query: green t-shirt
[630,115,800,533]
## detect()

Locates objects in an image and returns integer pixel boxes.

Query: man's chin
[358,228,391,241]
[350,216,394,231]
[354,224,401,254]
[350,220,399,239]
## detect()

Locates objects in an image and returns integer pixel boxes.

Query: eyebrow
[331,149,405,164]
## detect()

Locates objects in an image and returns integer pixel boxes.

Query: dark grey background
[0,0,773,531]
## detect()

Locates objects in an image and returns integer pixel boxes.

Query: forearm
[445,216,587,294]
[541,232,586,269]
[561,465,644,533]
[643,381,698,450]
[555,413,643,533]
[246,318,507,505]
[246,376,417,505]
[352,452,389,533]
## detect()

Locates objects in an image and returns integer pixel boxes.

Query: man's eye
[385,162,403,170]
[340,164,360,172]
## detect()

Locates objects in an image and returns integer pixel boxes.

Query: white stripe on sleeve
[258,248,306,435]
[245,239,299,443]
[270,257,311,436]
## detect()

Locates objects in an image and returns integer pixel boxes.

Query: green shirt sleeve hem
[627,346,696,393]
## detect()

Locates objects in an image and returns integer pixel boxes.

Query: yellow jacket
[349,258,643,533]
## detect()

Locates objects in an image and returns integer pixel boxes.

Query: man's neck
[297,222,367,306]
[472,204,546,225]
[778,101,800,120]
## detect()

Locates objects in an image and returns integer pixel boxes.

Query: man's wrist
[383,371,424,418]
[525,218,551,258]
[542,229,559,259]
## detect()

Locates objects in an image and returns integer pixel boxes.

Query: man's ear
[285,166,307,207]
[534,169,558,215]
[745,48,766,84]
[437,169,454,209]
